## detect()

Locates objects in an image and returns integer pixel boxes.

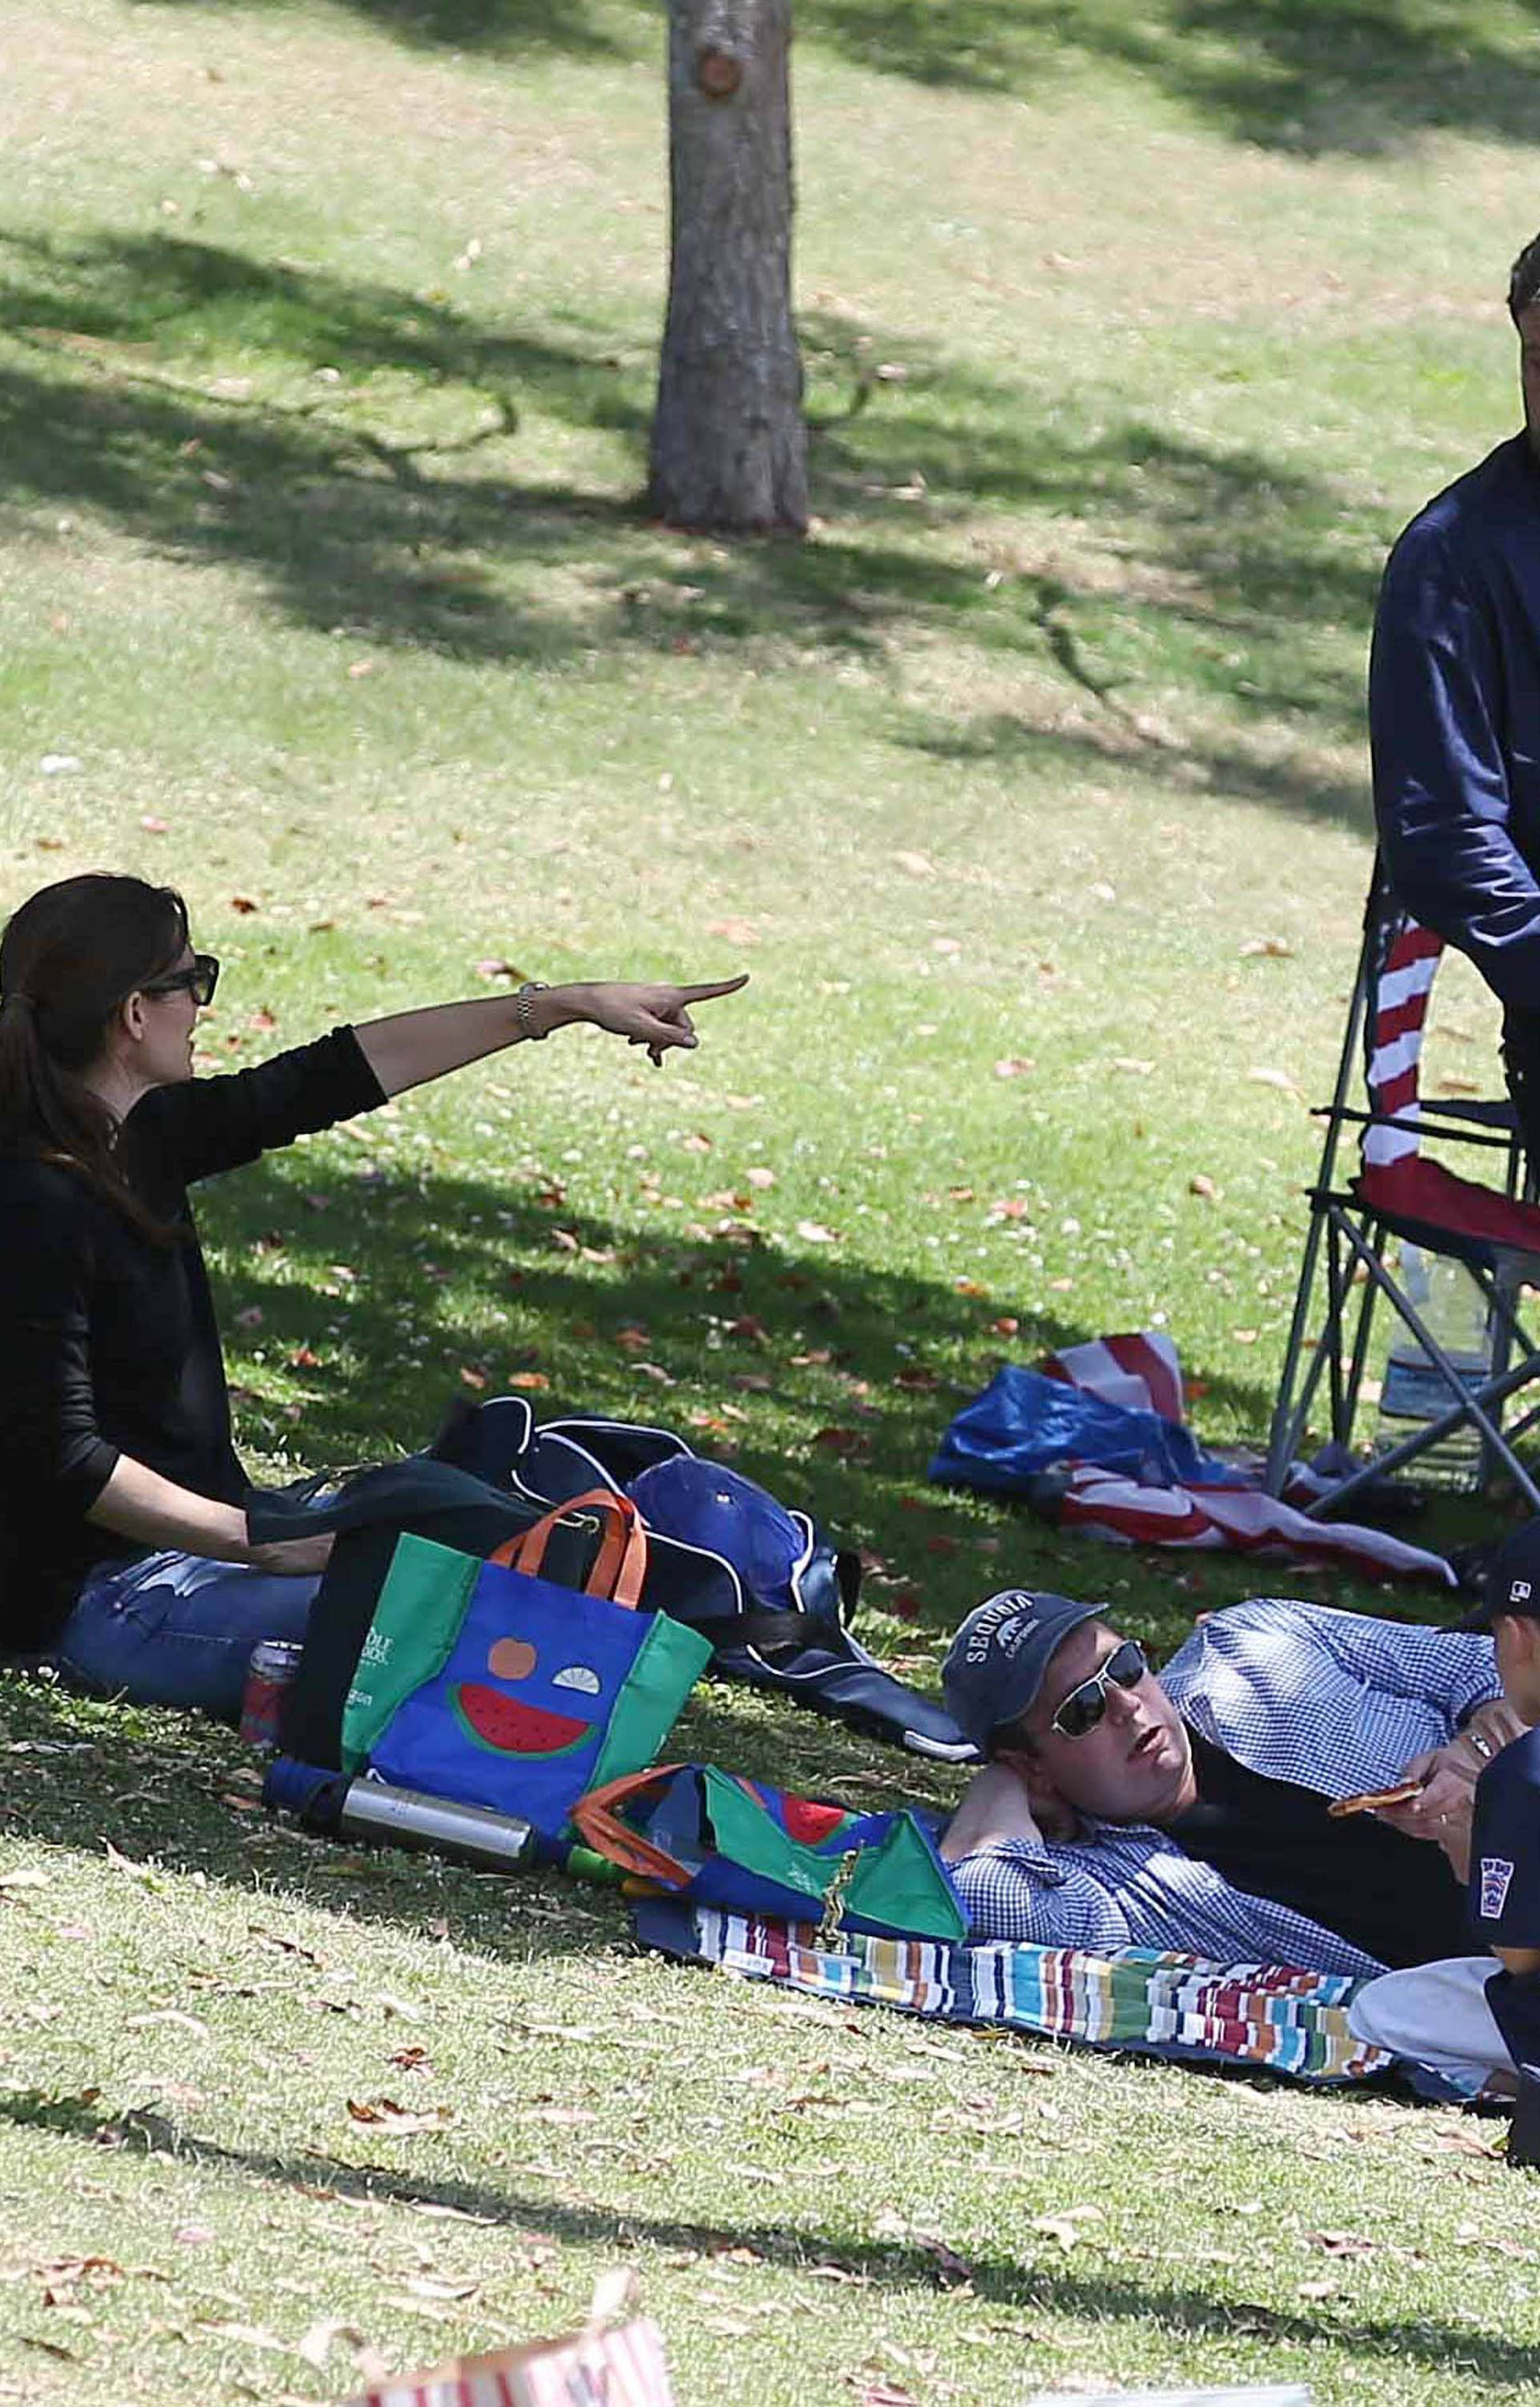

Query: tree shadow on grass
[796,0,1540,158]
[0,234,1388,835]
[187,1141,1437,1651]
[0,2087,1528,2381]
[142,0,634,63]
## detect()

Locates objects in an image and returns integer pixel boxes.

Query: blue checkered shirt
[950,1600,1502,1977]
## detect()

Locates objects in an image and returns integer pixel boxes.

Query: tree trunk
[649,0,808,536]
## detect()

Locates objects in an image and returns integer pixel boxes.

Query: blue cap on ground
[942,1589,1106,1754]
[627,1457,803,1610]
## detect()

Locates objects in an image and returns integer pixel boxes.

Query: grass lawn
[3,1,1540,2397]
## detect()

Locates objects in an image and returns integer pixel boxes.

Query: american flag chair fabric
[1266,864,1540,1515]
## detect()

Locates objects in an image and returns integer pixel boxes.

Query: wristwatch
[515,981,551,1041]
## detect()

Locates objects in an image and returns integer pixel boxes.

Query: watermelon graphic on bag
[342,1492,711,1836]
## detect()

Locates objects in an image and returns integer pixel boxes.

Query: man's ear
[994,1743,1075,1837]
[1497,1613,1540,1673]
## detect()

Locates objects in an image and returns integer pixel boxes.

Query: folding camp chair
[1265,863,1540,1516]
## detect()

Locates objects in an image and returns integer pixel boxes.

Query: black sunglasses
[1048,1638,1149,1741]
[142,953,220,1008]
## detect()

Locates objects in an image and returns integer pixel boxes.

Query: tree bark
[649,0,808,535]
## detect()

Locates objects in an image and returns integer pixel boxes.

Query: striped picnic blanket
[634,1900,1456,2092]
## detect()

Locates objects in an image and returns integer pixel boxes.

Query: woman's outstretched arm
[354,976,748,1099]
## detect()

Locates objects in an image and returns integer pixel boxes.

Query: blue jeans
[58,1552,321,1721]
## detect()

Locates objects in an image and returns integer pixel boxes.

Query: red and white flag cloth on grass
[1044,1332,1186,1424]
[1042,1332,1456,1587]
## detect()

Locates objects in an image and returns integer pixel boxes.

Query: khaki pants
[1348,1956,1515,2094]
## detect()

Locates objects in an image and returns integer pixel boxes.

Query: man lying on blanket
[939,1587,1520,1980]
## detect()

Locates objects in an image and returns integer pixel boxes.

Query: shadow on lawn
[137,0,1540,160]
[0,2087,1530,2383]
[0,232,1383,833]
[144,0,633,62]
[796,0,1540,160]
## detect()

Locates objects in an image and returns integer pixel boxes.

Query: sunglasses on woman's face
[142,953,220,1008]
[1048,1638,1149,1741]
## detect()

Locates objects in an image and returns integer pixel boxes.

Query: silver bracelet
[515,980,551,1041]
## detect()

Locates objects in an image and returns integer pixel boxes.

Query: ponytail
[0,874,192,1242]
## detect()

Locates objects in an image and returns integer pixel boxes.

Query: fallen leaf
[140,815,170,835]
[892,850,934,877]
[991,1315,1020,1336]
[813,1427,871,1459]
[103,1841,152,1878]
[0,1867,48,1892]
[298,2318,369,2370]
[228,895,260,915]
[505,1370,551,1391]
[1188,1174,1217,1199]
[124,2011,208,2037]
[197,2320,290,2353]
[458,1365,488,1390]
[403,2272,480,2303]
[1240,935,1295,958]
[993,1056,1035,1079]
[796,1220,840,1245]
[706,919,759,946]
[345,2097,456,2137]
[476,958,524,981]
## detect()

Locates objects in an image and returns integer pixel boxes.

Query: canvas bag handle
[569,1764,692,1885]
[488,1486,648,1609]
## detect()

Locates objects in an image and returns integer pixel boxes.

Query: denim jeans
[57,1551,321,1722]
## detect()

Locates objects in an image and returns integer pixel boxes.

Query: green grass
[4,0,1540,2397]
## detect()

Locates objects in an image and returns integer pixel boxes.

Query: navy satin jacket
[1371,432,1540,1013]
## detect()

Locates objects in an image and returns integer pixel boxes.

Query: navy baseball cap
[627,1456,803,1611]
[1449,1520,1540,1634]
[942,1589,1106,1754]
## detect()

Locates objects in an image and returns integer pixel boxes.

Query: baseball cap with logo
[942,1589,1106,1755]
[1449,1520,1540,1634]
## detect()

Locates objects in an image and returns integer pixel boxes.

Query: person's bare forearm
[86,1455,251,1562]
[354,974,748,1098]
[353,988,592,1099]
[941,1762,1044,1861]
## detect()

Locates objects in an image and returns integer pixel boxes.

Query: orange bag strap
[569,1765,691,1886]
[488,1488,647,1608]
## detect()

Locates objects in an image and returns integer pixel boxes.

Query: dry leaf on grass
[345,2097,456,2137]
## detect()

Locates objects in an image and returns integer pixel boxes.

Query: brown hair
[0,872,192,1238]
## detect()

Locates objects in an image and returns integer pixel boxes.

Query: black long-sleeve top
[1371,432,1540,1010]
[0,1028,385,1651]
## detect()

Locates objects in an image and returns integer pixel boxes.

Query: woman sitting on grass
[0,872,744,1719]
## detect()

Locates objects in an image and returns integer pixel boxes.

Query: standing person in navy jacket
[1371,229,1540,1155]
[0,872,744,1719]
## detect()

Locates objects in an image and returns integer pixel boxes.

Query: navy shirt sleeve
[126,1025,387,1191]
[1371,519,1540,1012]
[1469,1727,1540,1947]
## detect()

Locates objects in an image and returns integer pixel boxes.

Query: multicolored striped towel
[635,1900,1442,2090]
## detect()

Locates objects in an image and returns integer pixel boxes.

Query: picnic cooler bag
[571,1762,970,1942]
[341,1490,711,1835]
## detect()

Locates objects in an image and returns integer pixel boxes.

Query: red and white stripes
[1363,911,1442,1168]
